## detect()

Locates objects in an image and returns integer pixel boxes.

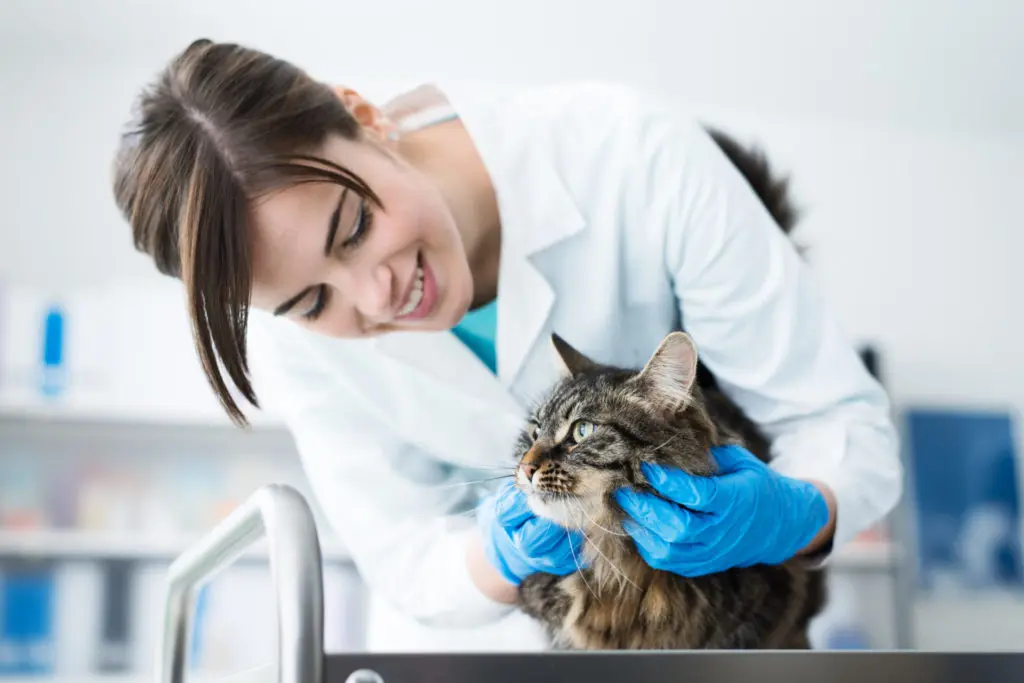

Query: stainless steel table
[157,484,1021,683]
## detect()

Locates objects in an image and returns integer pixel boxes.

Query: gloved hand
[614,444,830,576]
[477,480,589,586]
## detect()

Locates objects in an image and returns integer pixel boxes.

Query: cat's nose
[520,463,538,482]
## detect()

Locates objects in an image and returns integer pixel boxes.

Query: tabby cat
[512,129,827,650]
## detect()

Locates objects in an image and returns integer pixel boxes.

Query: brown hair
[112,38,380,426]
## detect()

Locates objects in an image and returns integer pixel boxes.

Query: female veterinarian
[112,39,902,651]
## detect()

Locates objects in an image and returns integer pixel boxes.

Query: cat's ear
[551,332,598,378]
[636,332,699,408]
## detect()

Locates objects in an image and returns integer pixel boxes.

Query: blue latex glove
[477,480,589,586]
[614,444,830,576]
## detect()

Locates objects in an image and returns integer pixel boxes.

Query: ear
[636,332,699,409]
[332,85,398,143]
[551,333,598,378]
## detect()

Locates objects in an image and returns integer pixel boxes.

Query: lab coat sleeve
[637,107,904,555]
[246,321,515,628]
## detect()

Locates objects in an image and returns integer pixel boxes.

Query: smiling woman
[112,39,380,423]
[112,39,488,424]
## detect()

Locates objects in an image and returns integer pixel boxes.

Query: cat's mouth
[516,462,577,496]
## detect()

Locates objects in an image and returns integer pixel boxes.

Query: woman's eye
[301,286,328,321]
[342,200,373,249]
[571,420,596,443]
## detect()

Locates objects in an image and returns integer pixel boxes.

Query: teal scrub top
[451,299,498,374]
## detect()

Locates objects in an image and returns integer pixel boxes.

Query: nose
[519,463,538,482]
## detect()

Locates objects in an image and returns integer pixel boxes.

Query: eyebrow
[272,187,349,317]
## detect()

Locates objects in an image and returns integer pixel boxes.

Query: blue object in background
[0,562,56,675]
[189,584,211,670]
[39,304,66,398]
[905,407,1023,592]
[825,626,872,650]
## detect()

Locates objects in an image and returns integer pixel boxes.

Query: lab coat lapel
[495,147,586,399]
[372,88,586,419]
[373,327,521,417]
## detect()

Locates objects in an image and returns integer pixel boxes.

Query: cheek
[572,464,623,499]
[311,308,364,338]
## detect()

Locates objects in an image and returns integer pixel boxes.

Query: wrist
[466,528,520,604]
[797,479,837,556]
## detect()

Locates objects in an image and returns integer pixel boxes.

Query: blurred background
[1,0,1022,679]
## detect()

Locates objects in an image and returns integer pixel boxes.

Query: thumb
[639,462,721,510]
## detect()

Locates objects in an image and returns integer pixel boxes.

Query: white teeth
[398,267,425,317]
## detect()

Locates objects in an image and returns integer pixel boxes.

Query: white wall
[3,1,1022,414]
[2,0,1023,650]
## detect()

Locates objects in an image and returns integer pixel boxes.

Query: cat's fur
[513,128,826,650]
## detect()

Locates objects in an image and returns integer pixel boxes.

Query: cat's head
[514,331,719,528]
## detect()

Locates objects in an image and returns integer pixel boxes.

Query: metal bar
[159,483,324,683]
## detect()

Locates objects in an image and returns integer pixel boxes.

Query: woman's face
[248,133,475,338]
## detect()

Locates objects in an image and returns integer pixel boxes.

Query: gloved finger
[638,462,726,512]
[494,482,534,528]
[615,487,714,542]
[708,443,762,474]
[676,500,764,570]
[663,559,721,578]
[546,530,591,574]
[632,544,720,577]
[515,514,571,556]
[623,522,710,570]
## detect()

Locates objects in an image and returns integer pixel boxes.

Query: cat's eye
[529,423,540,441]
[571,420,596,443]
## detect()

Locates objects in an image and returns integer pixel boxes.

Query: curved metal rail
[159,483,324,683]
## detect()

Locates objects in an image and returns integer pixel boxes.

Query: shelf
[0,530,350,564]
[0,530,892,570]
[0,390,287,431]
[0,673,256,683]
[0,678,150,683]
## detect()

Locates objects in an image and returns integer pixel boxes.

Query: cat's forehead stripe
[554,421,571,443]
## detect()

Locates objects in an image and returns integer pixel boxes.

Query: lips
[396,265,424,317]
[395,252,438,321]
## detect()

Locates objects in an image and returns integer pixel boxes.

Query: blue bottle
[40,304,66,399]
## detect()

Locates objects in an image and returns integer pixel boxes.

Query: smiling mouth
[394,252,437,322]
[397,263,424,317]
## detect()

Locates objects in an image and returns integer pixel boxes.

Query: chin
[526,492,582,529]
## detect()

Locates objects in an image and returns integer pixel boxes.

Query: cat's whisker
[455,464,519,474]
[570,498,631,538]
[579,526,641,592]
[566,529,600,603]
[651,433,680,452]
[556,493,586,530]
[427,474,514,490]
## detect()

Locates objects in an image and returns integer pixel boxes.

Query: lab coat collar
[374,83,586,413]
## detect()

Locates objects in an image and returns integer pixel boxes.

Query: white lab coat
[246,81,903,652]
